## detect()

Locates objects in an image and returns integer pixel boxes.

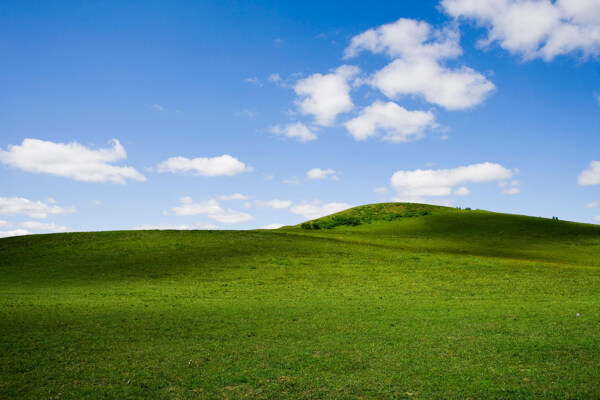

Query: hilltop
[1,203,599,399]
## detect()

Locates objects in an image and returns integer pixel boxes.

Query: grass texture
[1,204,599,399]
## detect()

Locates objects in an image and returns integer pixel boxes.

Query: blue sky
[1,0,599,236]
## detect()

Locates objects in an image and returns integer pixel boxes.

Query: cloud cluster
[157,155,252,177]
[271,18,495,144]
[0,197,75,219]
[289,200,353,220]
[0,139,146,184]
[578,161,600,186]
[442,0,600,61]
[294,65,360,126]
[345,101,436,142]
[169,196,253,224]
[345,18,495,110]
[391,162,513,200]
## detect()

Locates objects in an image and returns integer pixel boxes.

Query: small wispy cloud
[149,104,165,111]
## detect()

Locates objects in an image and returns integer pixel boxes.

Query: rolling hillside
[1,204,599,399]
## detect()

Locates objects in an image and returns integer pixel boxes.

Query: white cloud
[238,109,256,118]
[371,58,495,110]
[254,199,292,209]
[374,187,389,194]
[0,139,146,184]
[18,221,68,232]
[216,193,248,201]
[133,222,218,230]
[157,155,252,177]
[499,179,521,195]
[306,168,338,180]
[270,122,317,142]
[578,161,600,185]
[442,0,600,61]
[245,77,262,85]
[0,219,69,232]
[261,223,284,229]
[290,200,353,220]
[454,186,470,196]
[268,73,281,82]
[345,18,495,110]
[391,162,513,200]
[171,197,222,216]
[209,209,254,224]
[294,65,360,126]
[150,104,165,111]
[595,215,600,223]
[0,197,75,219]
[169,196,253,224]
[0,229,31,238]
[585,200,600,208]
[345,17,462,59]
[345,101,436,142]
[282,177,300,185]
[502,187,520,195]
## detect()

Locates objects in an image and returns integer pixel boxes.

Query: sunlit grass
[1,204,599,399]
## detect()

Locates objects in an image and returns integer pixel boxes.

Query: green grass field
[1,203,599,399]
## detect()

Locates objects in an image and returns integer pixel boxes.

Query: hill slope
[287,203,600,266]
[1,203,599,399]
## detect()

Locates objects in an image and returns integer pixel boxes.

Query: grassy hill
[1,203,599,399]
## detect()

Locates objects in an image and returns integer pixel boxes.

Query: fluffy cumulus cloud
[345,101,436,142]
[0,139,146,184]
[578,161,600,185]
[345,17,462,59]
[254,199,292,209]
[306,168,338,180]
[391,162,513,200]
[270,122,317,142]
[169,197,253,224]
[294,65,360,126]
[289,200,353,220]
[157,155,252,177]
[345,18,495,110]
[442,0,600,61]
[0,197,75,219]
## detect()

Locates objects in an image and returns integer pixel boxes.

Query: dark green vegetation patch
[1,204,600,399]
[301,203,434,229]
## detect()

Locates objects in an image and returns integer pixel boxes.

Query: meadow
[1,204,599,399]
